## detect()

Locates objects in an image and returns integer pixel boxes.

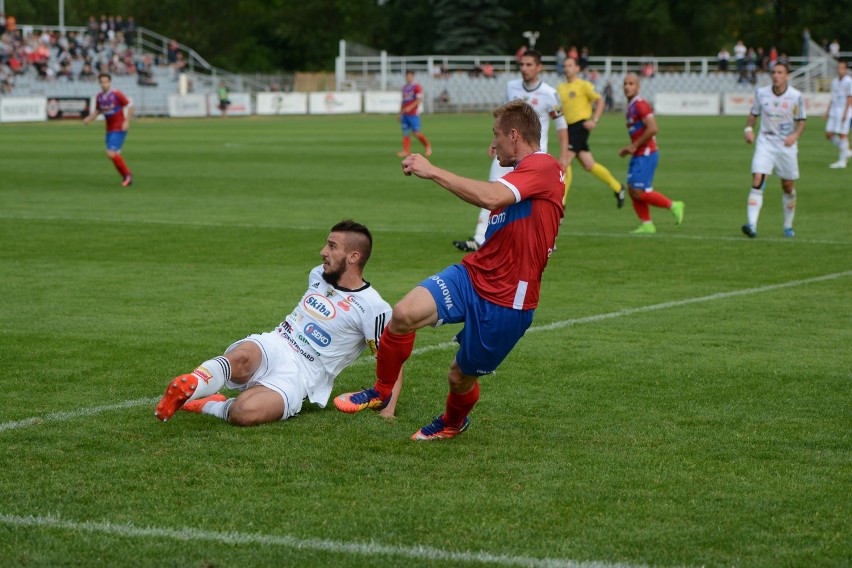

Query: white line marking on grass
[0,397,157,433]
[4,271,849,432]
[1,214,849,245]
[352,269,852,365]
[0,513,651,568]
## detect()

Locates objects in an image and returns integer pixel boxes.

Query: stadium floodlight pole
[523,30,539,49]
[59,0,65,33]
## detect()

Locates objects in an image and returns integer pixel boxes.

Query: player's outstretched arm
[401,154,514,210]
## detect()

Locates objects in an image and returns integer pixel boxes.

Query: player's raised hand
[401,153,432,178]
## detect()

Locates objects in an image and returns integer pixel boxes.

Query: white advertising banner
[308,92,361,114]
[207,92,252,117]
[722,92,755,116]
[654,92,720,115]
[168,94,208,118]
[803,93,831,116]
[0,96,48,122]
[364,91,403,113]
[255,92,308,115]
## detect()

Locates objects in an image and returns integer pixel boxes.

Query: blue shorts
[627,152,659,191]
[418,264,535,377]
[400,114,422,136]
[105,131,128,152]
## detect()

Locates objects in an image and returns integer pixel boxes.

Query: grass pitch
[0,112,849,567]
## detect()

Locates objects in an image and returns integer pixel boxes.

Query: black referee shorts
[567,121,591,153]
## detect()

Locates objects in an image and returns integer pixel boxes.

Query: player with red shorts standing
[335,100,564,441]
[398,70,432,158]
[619,73,683,233]
[84,73,133,187]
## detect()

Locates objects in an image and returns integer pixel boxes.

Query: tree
[432,0,511,55]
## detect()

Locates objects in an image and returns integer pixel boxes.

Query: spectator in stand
[555,46,566,73]
[717,46,730,73]
[641,61,655,78]
[136,54,156,86]
[779,52,789,66]
[756,47,765,72]
[87,15,98,39]
[746,47,757,84]
[79,61,96,80]
[735,39,747,83]
[579,47,590,71]
[115,15,124,34]
[769,46,778,69]
[125,17,136,46]
[829,39,840,59]
[603,81,614,111]
[568,45,579,60]
[514,44,528,65]
[167,38,179,65]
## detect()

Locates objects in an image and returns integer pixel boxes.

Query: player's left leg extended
[579,151,624,208]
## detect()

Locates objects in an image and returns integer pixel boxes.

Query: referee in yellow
[557,57,626,208]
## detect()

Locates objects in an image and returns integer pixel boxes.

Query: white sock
[747,188,763,228]
[783,190,796,229]
[840,138,850,160]
[831,134,841,149]
[202,397,236,421]
[473,208,489,246]
[187,356,230,401]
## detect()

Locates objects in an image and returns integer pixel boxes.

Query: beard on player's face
[322,256,347,286]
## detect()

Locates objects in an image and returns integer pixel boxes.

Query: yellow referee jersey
[557,79,600,124]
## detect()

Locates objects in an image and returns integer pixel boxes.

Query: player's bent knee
[228,397,283,427]
[106,150,116,158]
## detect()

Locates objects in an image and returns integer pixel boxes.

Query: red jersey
[401,82,422,116]
[96,89,130,132]
[625,96,658,156]
[461,152,564,310]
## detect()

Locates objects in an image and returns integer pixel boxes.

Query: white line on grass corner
[351,269,852,365]
[3,270,849,433]
[0,512,652,568]
[0,397,157,433]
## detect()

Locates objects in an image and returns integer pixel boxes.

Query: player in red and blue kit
[335,100,564,441]
[84,73,133,187]
[398,70,432,157]
[619,73,683,233]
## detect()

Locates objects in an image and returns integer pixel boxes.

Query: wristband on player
[744,126,753,133]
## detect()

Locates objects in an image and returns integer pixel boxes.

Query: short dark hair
[98,72,111,80]
[563,56,579,66]
[331,219,373,268]
[493,99,541,148]
[521,49,542,65]
[773,62,791,73]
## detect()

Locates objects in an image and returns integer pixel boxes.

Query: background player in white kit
[823,59,852,169]
[742,62,806,239]
[154,220,403,426]
[453,49,568,252]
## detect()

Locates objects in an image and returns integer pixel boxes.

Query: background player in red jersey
[619,73,684,233]
[335,100,564,441]
[83,73,134,187]
[398,70,431,157]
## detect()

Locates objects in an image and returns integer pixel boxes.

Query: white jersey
[272,265,391,406]
[504,79,567,150]
[829,75,852,119]
[751,84,806,151]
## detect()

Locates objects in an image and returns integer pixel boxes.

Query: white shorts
[825,112,851,135]
[489,156,513,182]
[752,140,799,180]
[225,332,306,420]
